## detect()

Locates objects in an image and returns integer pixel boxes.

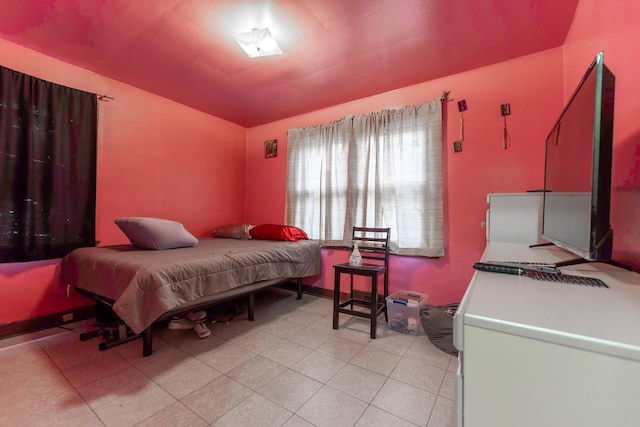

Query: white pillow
[210,223,255,240]
[115,217,198,250]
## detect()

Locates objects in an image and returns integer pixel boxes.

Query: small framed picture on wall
[265,139,277,158]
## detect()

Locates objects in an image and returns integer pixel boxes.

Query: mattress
[61,238,322,334]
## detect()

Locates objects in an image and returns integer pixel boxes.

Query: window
[286,98,443,257]
[0,65,97,263]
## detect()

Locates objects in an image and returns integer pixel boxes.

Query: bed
[60,237,322,356]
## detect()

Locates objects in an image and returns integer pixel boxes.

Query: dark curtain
[0,65,97,263]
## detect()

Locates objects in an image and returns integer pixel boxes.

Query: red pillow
[249,224,308,242]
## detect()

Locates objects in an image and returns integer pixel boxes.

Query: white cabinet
[463,325,640,427]
[454,242,640,427]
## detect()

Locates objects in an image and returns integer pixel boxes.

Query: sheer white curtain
[286,98,443,257]
[286,117,352,246]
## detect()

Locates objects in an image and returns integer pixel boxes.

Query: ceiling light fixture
[233,28,283,58]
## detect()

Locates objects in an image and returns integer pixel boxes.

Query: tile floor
[0,288,456,427]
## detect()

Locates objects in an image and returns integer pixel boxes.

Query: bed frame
[62,238,320,357]
[77,278,303,357]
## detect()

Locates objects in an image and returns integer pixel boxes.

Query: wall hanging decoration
[454,100,467,153]
[264,139,277,158]
[500,103,511,149]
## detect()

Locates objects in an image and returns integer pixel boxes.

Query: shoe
[168,318,194,330]
[186,310,207,321]
[194,322,211,339]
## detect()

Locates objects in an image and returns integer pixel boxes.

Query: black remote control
[473,262,525,276]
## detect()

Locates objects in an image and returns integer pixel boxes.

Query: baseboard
[301,284,334,299]
[278,281,378,302]
[0,305,96,340]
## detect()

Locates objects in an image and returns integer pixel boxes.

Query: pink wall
[0,39,247,325]
[562,0,640,270]
[5,0,637,325]
[246,49,565,304]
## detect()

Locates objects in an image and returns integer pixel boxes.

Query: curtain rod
[287,91,450,134]
[97,94,114,102]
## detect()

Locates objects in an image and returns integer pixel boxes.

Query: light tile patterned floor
[0,289,456,427]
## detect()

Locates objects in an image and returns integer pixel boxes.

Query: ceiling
[0,0,579,127]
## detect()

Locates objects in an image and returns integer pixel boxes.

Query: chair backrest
[352,227,390,267]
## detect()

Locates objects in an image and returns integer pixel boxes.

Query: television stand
[486,257,634,271]
[553,257,634,271]
[457,241,640,427]
[528,242,554,248]
[527,242,633,271]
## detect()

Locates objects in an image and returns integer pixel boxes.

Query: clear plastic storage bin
[386,290,429,335]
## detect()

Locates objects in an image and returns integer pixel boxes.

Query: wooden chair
[332,227,390,339]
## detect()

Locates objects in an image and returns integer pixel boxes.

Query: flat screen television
[542,52,615,262]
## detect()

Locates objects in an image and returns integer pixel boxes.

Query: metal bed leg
[248,293,255,321]
[142,328,153,357]
[79,329,102,341]
[296,278,302,300]
[97,332,142,352]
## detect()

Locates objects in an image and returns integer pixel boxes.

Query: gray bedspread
[61,238,322,334]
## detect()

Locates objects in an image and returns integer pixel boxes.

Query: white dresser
[453,242,640,427]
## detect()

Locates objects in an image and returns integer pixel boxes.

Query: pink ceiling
[0,0,579,127]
